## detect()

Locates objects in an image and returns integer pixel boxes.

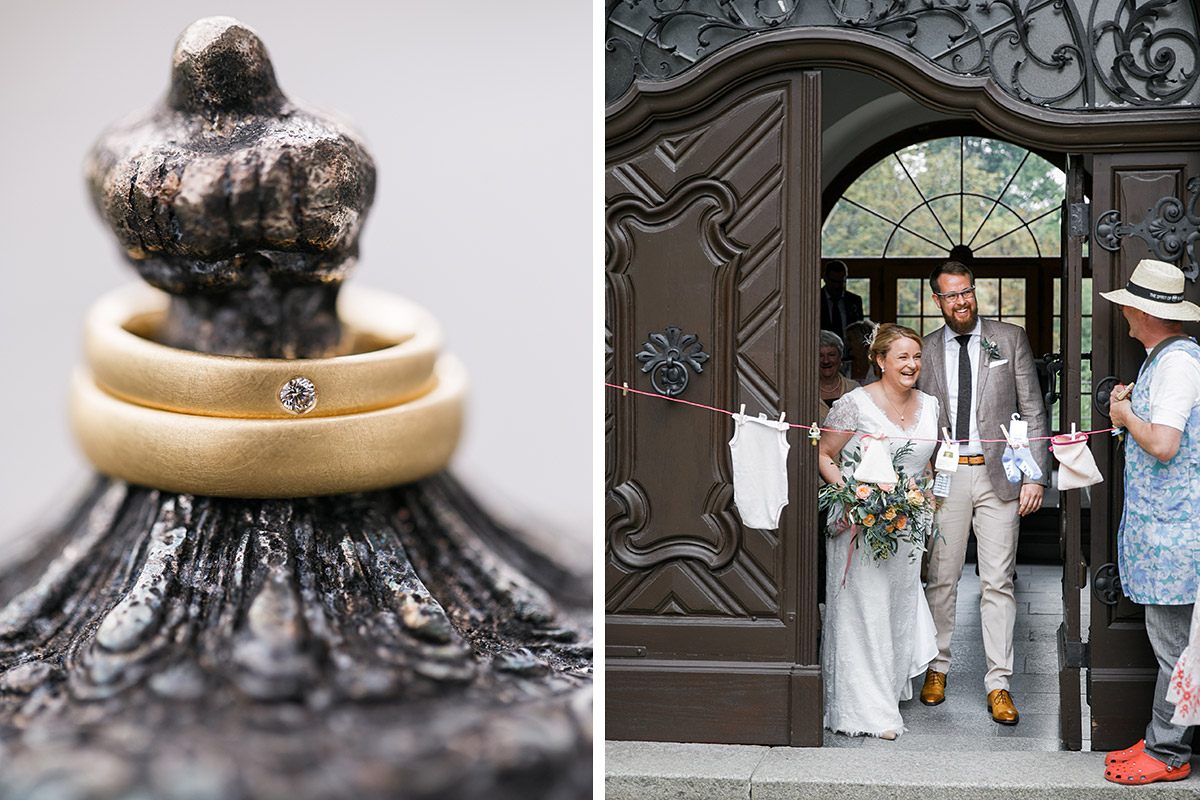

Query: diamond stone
[279,377,317,414]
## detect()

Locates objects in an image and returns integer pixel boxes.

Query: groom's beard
[943,305,978,335]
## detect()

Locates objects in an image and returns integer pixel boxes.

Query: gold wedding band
[73,282,468,497]
[70,356,466,498]
[85,284,442,419]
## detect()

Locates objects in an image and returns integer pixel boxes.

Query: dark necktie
[955,334,972,444]
[829,295,843,337]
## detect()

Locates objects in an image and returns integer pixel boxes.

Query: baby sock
[1012,443,1042,481]
[1001,444,1023,483]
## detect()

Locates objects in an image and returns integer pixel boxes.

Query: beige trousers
[924,463,1019,692]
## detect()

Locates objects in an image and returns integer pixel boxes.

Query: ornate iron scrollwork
[637,326,710,396]
[1095,176,1200,281]
[1092,562,1123,606]
[604,0,1200,110]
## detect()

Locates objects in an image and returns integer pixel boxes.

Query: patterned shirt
[1118,338,1200,605]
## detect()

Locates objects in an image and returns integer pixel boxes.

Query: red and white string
[604,381,1117,443]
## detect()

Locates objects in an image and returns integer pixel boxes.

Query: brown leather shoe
[988,688,1019,725]
[920,669,946,706]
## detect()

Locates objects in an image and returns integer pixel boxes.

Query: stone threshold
[606,741,1200,799]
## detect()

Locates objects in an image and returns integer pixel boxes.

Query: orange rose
[862,514,876,527]
[883,507,896,520]
[906,489,925,506]
[896,516,907,530]
[886,524,895,533]
[855,484,872,500]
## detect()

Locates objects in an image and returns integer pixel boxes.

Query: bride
[816,323,939,739]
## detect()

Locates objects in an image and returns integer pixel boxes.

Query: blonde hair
[868,323,922,370]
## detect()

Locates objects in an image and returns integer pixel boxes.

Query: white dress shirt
[943,320,982,456]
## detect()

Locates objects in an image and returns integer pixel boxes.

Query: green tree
[823,136,1064,258]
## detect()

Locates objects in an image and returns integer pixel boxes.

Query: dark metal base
[0,474,592,799]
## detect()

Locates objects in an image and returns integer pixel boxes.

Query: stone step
[606,742,1200,799]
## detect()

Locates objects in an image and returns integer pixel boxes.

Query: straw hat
[1099,259,1200,321]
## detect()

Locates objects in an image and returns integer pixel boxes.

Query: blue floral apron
[1118,338,1200,605]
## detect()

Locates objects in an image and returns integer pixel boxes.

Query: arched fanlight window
[823,136,1065,259]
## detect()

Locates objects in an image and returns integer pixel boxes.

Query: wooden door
[1057,154,1086,750]
[1088,151,1200,750]
[605,71,823,746]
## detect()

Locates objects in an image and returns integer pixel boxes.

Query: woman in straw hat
[816,323,939,740]
[1100,259,1200,785]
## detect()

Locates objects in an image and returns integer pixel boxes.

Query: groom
[915,261,1050,725]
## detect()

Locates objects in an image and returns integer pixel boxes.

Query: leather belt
[958,455,985,465]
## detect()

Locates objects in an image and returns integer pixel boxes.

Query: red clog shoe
[1105,739,1144,766]
[1105,750,1190,784]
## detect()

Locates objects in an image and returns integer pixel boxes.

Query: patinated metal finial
[167,16,286,116]
[85,16,377,357]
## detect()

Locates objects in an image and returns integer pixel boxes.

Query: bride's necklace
[881,386,912,421]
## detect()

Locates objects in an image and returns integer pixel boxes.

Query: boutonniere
[981,337,1001,361]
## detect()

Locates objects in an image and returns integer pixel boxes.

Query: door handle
[1093,376,1122,418]
[636,326,709,397]
[1092,562,1122,606]
[1042,352,1062,406]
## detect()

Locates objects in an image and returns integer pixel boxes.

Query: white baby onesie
[728,413,791,530]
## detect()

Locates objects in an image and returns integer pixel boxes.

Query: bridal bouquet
[818,441,937,562]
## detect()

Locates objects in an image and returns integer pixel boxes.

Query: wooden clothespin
[778,411,786,424]
[622,381,628,397]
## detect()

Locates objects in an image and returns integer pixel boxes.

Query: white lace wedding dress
[822,387,940,738]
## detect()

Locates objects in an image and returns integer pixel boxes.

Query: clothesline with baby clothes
[608,380,1108,528]
[603,381,1119,443]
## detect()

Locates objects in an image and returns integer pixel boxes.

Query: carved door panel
[604,71,822,746]
[1088,152,1200,750]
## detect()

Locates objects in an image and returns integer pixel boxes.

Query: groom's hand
[1018,483,1043,516]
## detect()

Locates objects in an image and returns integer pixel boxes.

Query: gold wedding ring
[85,284,442,418]
[71,357,465,498]
[72,283,466,497]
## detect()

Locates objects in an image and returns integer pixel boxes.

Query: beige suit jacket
[917,318,1051,503]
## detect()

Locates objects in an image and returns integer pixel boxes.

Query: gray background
[0,2,591,569]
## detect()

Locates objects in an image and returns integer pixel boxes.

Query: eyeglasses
[934,286,976,302]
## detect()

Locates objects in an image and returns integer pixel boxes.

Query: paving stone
[748,749,1199,800]
[605,741,766,800]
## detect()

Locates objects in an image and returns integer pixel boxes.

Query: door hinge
[1069,202,1090,238]
[1058,622,1089,669]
